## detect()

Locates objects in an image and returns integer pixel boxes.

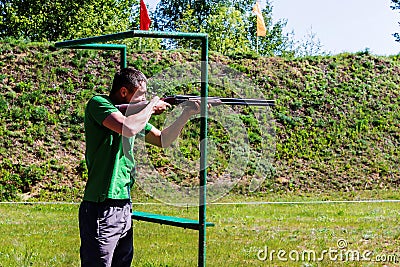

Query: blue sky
[145,0,400,55]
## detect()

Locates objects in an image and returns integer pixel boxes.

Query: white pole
[256,35,259,54]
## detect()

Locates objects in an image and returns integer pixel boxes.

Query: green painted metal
[55,31,135,48]
[55,30,210,267]
[132,30,207,39]
[132,211,214,230]
[55,30,207,48]
[198,36,209,267]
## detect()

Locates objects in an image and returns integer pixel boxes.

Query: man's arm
[103,97,168,137]
[145,101,201,148]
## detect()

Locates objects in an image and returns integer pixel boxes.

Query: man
[79,67,201,267]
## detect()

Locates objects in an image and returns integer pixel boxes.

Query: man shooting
[79,67,201,267]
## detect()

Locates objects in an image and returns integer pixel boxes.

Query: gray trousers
[79,199,133,267]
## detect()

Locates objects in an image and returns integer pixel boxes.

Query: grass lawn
[0,192,400,266]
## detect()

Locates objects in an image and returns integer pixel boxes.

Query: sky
[145,0,400,56]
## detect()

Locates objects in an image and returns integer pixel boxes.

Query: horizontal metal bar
[55,30,207,48]
[55,31,135,48]
[133,30,207,39]
[132,211,215,230]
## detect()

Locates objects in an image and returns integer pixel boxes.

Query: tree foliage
[246,4,293,57]
[153,0,221,31]
[177,5,252,54]
[154,0,255,31]
[0,0,296,56]
[155,0,293,56]
[0,0,138,42]
[391,0,400,42]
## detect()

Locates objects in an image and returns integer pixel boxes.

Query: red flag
[140,0,151,30]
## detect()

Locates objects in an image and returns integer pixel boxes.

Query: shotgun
[115,95,275,114]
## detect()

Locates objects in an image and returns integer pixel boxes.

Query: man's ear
[120,87,129,98]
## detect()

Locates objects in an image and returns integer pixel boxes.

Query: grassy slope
[0,40,399,201]
[247,53,400,192]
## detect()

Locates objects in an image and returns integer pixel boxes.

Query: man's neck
[109,94,122,105]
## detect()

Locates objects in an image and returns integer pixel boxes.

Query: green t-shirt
[83,95,152,202]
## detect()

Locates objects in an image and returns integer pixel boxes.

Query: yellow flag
[252,2,266,37]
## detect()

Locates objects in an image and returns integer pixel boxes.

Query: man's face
[126,81,147,103]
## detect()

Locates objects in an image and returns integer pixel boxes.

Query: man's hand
[150,96,171,115]
[183,99,212,116]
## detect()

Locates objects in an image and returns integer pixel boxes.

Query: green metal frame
[132,211,215,230]
[55,30,210,267]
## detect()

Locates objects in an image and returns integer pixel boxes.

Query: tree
[206,6,251,54]
[153,0,222,32]
[247,4,294,57]
[153,0,256,32]
[293,27,326,57]
[155,0,292,56]
[391,0,400,42]
[177,5,251,54]
[0,0,138,42]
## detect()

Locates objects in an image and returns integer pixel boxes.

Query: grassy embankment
[0,40,399,201]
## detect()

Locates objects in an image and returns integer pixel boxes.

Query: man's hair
[110,67,147,95]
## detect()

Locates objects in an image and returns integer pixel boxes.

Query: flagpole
[253,1,265,55]
[256,35,258,54]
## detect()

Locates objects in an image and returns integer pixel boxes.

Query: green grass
[0,204,79,266]
[1,192,400,266]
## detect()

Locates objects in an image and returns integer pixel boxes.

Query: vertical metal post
[120,46,127,69]
[198,35,209,267]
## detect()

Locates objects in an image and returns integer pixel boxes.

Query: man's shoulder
[86,95,116,111]
[88,95,112,105]
[85,95,118,126]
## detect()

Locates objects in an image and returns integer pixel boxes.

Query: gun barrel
[163,95,275,107]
